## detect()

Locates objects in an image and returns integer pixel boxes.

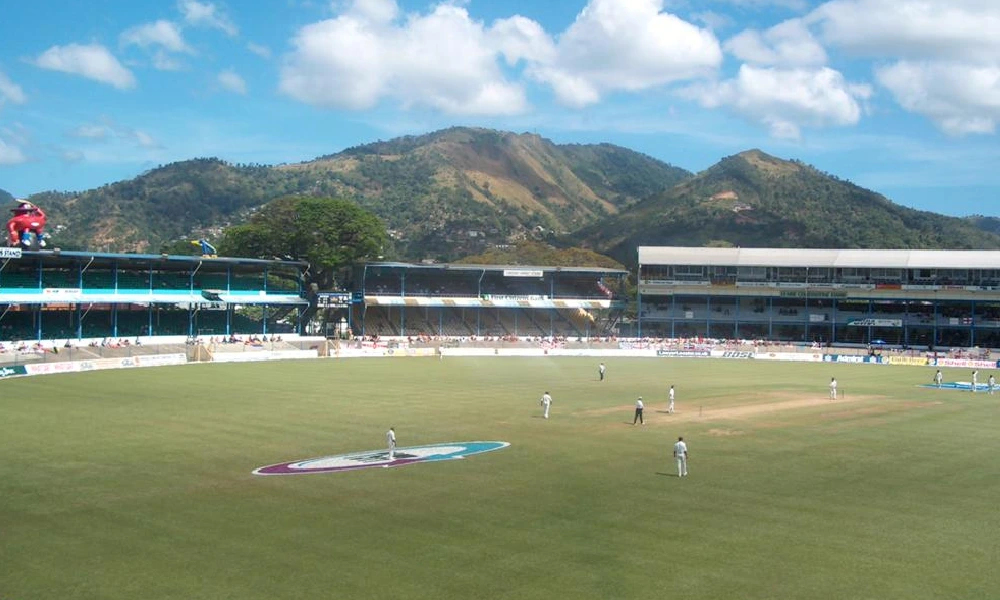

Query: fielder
[673,436,688,477]
[540,391,552,419]
[668,385,675,414]
[934,370,943,388]
[972,370,978,393]
[386,427,396,461]
[599,362,606,381]
[829,377,838,400]
[633,397,644,425]
[990,374,996,395]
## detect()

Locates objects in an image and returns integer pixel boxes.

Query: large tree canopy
[219,196,387,288]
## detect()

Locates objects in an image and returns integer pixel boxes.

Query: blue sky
[1,0,998,217]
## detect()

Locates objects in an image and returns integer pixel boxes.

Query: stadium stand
[344,262,628,338]
[637,247,1000,349]
[0,249,308,342]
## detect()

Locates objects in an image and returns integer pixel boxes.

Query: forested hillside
[576,150,1000,265]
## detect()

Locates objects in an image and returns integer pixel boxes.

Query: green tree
[219,196,387,288]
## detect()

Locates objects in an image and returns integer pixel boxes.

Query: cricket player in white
[386,427,396,461]
[599,363,606,381]
[829,377,838,400]
[673,436,688,477]
[935,370,943,388]
[540,392,552,419]
[633,397,644,425]
[990,375,996,395]
[972,370,978,393]
[668,385,675,414]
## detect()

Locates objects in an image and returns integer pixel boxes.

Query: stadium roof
[365,261,628,275]
[638,247,1000,270]
[17,249,308,269]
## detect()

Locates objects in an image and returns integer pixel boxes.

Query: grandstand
[0,248,308,341]
[350,262,628,338]
[637,247,1000,348]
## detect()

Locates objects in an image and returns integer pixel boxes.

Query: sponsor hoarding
[656,350,711,358]
[886,356,929,366]
[848,318,902,327]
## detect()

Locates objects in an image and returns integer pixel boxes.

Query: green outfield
[2,357,998,600]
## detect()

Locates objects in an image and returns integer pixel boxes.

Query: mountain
[576,149,1000,265]
[966,215,1000,236]
[29,127,691,257]
[0,188,14,204]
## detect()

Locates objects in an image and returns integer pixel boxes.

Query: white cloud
[711,0,809,11]
[179,0,238,36]
[489,16,556,66]
[346,0,398,24]
[686,65,871,138]
[0,70,27,106]
[34,44,137,90]
[60,148,85,163]
[803,1,1000,135]
[121,20,194,54]
[280,0,528,115]
[70,124,110,140]
[808,0,1000,62]
[725,18,826,67]
[247,42,272,59]
[530,0,722,107]
[0,138,27,164]
[691,11,735,31]
[67,118,161,149]
[132,130,160,148]
[152,51,184,71]
[877,61,1000,135]
[217,69,248,94]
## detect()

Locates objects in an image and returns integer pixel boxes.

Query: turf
[1,357,999,600]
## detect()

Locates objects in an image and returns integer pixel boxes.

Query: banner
[24,361,84,375]
[22,353,188,376]
[780,290,848,298]
[0,365,28,378]
[886,356,928,367]
[928,358,999,369]
[656,350,711,358]
[822,354,881,364]
[711,350,755,359]
[213,350,318,363]
[757,352,824,362]
[0,247,22,259]
[849,318,902,327]
[503,269,543,278]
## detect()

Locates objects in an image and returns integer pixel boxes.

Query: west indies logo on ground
[253,441,510,475]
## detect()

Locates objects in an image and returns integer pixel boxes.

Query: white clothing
[599,364,606,380]
[829,379,838,399]
[972,372,978,392]
[990,376,996,394]
[935,371,943,387]
[668,387,675,413]
[673,440,688,477]
[386,429,396,460]
[636,399,644,410]
[540,393,552,419]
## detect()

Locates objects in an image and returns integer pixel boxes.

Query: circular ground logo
[253,441,510,475]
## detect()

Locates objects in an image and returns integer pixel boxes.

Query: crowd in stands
[338,332,1000,360]
[84,337,142,349]
[190,334,285,346]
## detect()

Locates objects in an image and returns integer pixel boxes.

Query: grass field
[2,357,999,600]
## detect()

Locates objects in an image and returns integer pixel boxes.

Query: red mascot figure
[6,201,47,249]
